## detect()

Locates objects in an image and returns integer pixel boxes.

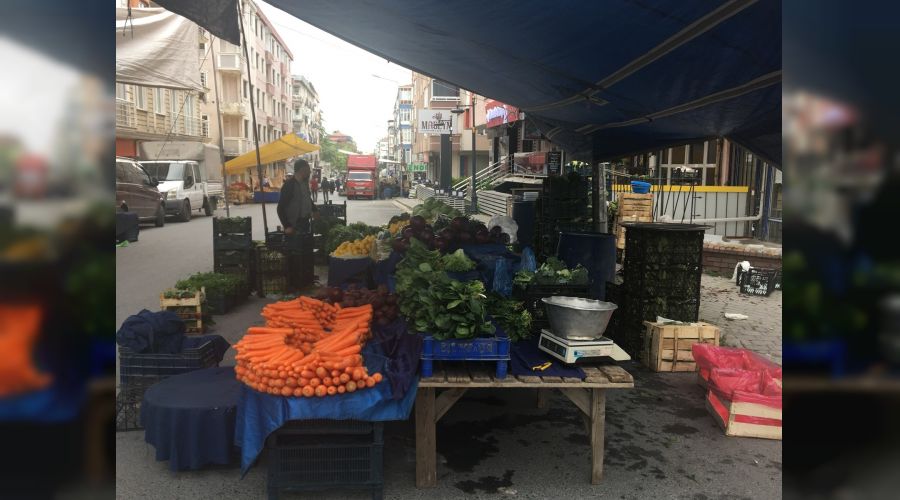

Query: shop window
[689,141,706,164]
[670,145,686,164]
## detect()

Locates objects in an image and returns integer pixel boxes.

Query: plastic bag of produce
[519,246,537,273]
[493,258,513,297]
[488,215,519,244]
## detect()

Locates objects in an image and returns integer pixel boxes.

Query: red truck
[344,154,378,200]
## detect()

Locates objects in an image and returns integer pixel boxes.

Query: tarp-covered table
[235,345,419,475]
[141,366,242,471]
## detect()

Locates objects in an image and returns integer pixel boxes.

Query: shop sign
[484,99,519,128]
[417,109,458,134]
[406,162,427,172]
[547,151,562,176]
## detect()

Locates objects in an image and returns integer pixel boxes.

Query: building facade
[291,74,322,165]
[392,85,413,166]
[410,73,489,183]
[204,0,294,186]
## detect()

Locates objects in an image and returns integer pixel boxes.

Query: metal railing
[116,98,135,128]
[145,114,203,137]
[451,157,510,194]
[221,101,247,115]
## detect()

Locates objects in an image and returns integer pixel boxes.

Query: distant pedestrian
[321,178,331,203]
[263,175,271,190]
[310,176,319,202]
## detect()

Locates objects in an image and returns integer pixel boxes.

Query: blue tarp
[263,0,782,165]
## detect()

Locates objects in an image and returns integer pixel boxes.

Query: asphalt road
[115,193,405,330]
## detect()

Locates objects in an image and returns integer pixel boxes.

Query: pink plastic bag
[692,344,782,384]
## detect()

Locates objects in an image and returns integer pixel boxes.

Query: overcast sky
[258,2,412,154]
[0,36,79,155]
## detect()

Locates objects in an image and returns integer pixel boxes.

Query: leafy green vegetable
[487,293,532,342]
[174,272,245,294]
[442,249,476,272]
[395,240,493,339]
[312,215,343,236]
[514,258,590,287]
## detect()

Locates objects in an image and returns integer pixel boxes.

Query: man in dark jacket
[277,159,318,235]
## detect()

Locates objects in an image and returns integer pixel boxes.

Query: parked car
[115,156,165,227]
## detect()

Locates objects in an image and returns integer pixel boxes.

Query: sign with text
[484,99,519,128]
[547,151,562,176]
[406,162,427,172]
[417,109,458,134]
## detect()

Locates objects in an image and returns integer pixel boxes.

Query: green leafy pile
[487,293,532,342]
[442,249,476,272]
[412,197,462,221]
[214,216,250,234]
[325,225,364,254]
[175,272,245,295]
[348,222,381,237]
[312,215,343,236]
[514,257,590,287]
[163,289,201,299]
[395,239,494,339]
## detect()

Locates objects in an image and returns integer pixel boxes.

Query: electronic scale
[538,329,631,364]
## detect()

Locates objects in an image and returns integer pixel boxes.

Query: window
[154,88,165,114]
[126,162,148,184]
[431,80,459,101]
[689,141,706,164]
[200,72,208,89]
[184,94,194,122]
[170,90,178,117]
[244,119,249,138]
[670,145,685,164]
[243,80,249,98]
[135,86,146,110]
[116,162,127,181]
[199,41,206,52]
[399,108,410,122]
[201,115,210,137]
[115,83,128,100]
[401,129,411,143]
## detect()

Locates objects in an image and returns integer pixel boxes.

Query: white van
[139,142,224,222]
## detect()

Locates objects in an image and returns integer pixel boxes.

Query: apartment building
[204,0,294,185]
[392,85,413,165]
[291,75,322,166]
[410,73,489,183]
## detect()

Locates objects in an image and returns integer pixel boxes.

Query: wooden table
[415,363,634,487]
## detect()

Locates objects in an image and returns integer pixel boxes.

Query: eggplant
[475,229,490,244]
[438,228,454,241]
[500,233,511,243]
[391,238,406,253]
[433,236,448,252]
[401,226,415,239]
[410,215,427,230]
[490,225,503,235]
[450,216,468,231]
[457,231,473,243]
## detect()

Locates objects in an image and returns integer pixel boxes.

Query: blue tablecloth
[235,343,419,475]
[141,366,242,471]
[373,251,403,287]
[510,337,585,379]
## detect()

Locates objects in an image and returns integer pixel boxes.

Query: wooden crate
[641,321,720,372]
[706,390,782,440]
[160,288,206,334]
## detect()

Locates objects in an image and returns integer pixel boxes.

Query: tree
[318,133,359,173]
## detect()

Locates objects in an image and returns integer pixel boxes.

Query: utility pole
[210,35,230,217]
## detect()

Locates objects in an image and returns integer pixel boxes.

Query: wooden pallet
[706,390,782,440]
[641,321,720,372]
[160,288,205,334]
[615,215,653,250]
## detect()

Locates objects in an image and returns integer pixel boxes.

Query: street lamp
[451,96,477,211]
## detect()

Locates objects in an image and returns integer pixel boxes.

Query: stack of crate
[213,217,254,297]
[159,288,205,334]
[615,193,653,252]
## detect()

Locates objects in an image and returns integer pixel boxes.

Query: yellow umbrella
[224,133,320,175]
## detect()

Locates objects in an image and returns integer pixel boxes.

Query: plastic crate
[278,419,383,439]
[421,330,510,379]
[316,201,348,221]
[516,283,592,331]
[213,216,252,234]
[739,267,778,297]
[118,339,219,386]
[213,217,253,250]
[267,422,384,500]
[214,248,253,269]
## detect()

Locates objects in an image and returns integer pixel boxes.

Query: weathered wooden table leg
[590,389,607,484]
[536,388,548,409]
[415,387,437,488]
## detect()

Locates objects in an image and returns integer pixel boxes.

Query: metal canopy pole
[470,95,477,211]
[210,35,231,217]
[237,0,268,233]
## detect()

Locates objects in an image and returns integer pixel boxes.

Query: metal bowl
[541,296,617,340]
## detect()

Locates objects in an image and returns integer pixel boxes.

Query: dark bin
[556,231,617,300]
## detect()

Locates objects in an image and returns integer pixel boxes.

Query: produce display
[233,298,383,397]
[394,239,494,339]
[332,235,376,258]
[324,223,380,255]
[316,285,400,327]
[175,272,245,295]
[312,215,344,236]
[513,257,590,287]
[391,214,511,254]
[387,219,410,236]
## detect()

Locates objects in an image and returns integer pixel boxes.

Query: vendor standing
[277,160,318,289]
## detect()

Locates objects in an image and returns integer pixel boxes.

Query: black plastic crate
[740,267,778,297]
[267,422,384,500]
[516,283,592,332]
[115,382,149,432]
[316,201,347,221]
[214,248,253,269]
[619,223,705,358]
[257,247,289,297]
[213,217,253,250]
[213,216,252,234]
[118,339,219,386]
[278,419,383,439]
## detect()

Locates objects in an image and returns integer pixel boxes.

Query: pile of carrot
[262,296,338,330]
[233,298,383,398]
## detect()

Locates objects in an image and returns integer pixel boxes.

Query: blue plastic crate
[421,328,510,379]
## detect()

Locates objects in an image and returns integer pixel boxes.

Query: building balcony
[266,82,276,96]
[265,49,273,64]
[116,98,135,129]
[266,115,277,127]
[142,113,203,138]
[223,137,252,156]
[218,53,243,72]
[221,101,247,115]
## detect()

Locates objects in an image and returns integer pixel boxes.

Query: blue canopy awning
[156,0,781,165]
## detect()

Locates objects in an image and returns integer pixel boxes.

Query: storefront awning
[157,0,781,165]
[224,134,320,175]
